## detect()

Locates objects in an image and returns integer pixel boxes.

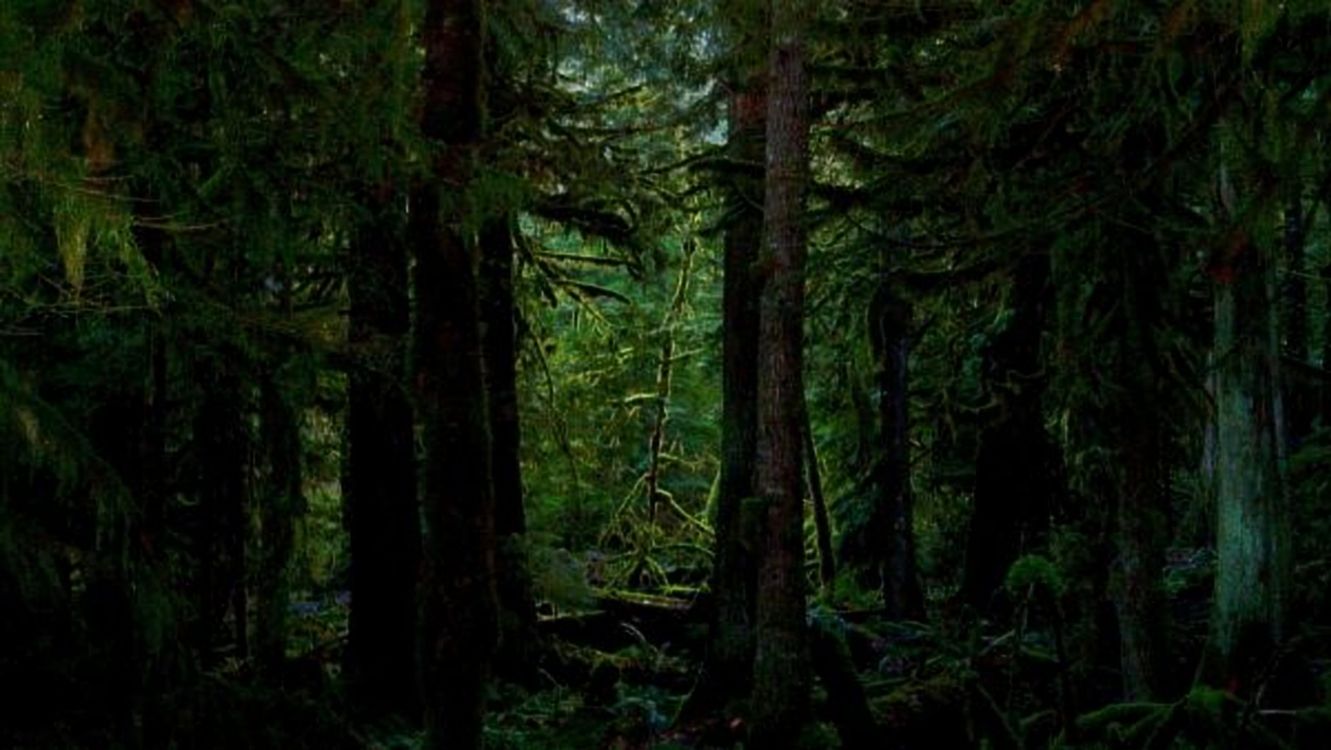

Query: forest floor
[224,543,1331,750]
[17,547,1329,749]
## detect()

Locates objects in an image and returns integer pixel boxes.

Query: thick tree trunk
[479,216,538,678]
[691,36,765,716]
[346,190,421,718]
[414,1,499,746]
[750,0,812,743]
[962,253,1055,614]
[1207,231,1291,694]
[869,281,924,620]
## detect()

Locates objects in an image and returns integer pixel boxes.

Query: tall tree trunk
[690,21,766,716]
[869,281,924,620]
[255,373,302,674]
[1111,235,1172,701]
[962,253,1055,613]
[346,189,421,718]
[479,216,538,678]
[1206,230,1291,694]
[414,1,498,746]
[750,0,811,743]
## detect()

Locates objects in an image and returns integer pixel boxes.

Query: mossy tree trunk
[750,0,812,743]
[480,216,538,678]
[1208,229,1291,694]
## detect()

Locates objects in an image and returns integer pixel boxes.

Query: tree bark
[690,19,766,716]
[750,0,812,743]
[479,216,538,679]
[346,188,421,718]
[869,281,924,620]
[1206,229,1291,694]
[414,1,499,746]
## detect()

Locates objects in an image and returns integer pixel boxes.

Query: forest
[3,1,1331,748]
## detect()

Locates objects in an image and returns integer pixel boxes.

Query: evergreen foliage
[3,0,1331,747]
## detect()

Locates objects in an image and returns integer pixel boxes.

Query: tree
[1105,221,1173,701]
[749,0,812,742]
[868,278,924,620]
[692,0,766,715]
[1206,193,1292,694]
[413,0,499,745]
[346,188,421,717]
[480,215,539,677]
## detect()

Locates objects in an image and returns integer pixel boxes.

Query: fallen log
[537,589,706,654]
